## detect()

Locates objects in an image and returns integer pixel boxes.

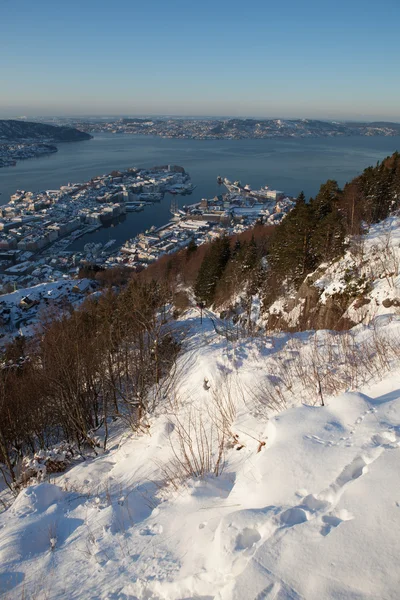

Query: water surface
[1,134,399,249]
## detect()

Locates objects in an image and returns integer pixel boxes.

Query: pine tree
[242,235,258,272]
[194,236,231,305]
[296,191,306,205]
[268,201,316,286]
[312,180,341,220]
[186,237,197,258]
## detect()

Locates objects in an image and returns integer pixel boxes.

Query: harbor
[104,176,295,271]
[0,165,196,292]
[0,161,296,293]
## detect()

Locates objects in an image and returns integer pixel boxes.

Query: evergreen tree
[311,206,346,263]
[194,236,231,305]
[232,239,242,256]
[268,201,316,286]
[312,180,341,219]
[186,237,197,258]
[296,191,306,205]
[242,235,258,272]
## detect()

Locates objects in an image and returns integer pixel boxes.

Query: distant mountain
[203,118,400,138]
[85,117,400,139]
[0,120,92,142]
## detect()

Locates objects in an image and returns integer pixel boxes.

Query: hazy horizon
[2,113,400,125]
[2,0,400,121]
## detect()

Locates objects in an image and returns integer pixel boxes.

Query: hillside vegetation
[1,153,400,479]
[1,152,400,599]
[137,152,400,328]
[0,120,92,142]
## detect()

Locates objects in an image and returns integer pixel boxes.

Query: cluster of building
[0,166,194,293]
[0,278,97,348]
[50,117,400,141]
[0,167,296,346]
[105,179,295,270]
[0,143,57,167]
[80,118,225,139]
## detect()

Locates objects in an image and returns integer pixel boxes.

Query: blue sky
[1,0,400,120]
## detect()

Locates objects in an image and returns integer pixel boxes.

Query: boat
[126,202,145,212]
[181,184,196,195]
[139,192,163,202]
[103,239,116,251]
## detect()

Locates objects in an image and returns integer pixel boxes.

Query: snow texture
[0,214,400,600]
[1,274,400,598]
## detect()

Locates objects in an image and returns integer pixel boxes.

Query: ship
[126,202,145,212]
[167,184,196,195]
[139,192,163,202]
[181,184,196,195]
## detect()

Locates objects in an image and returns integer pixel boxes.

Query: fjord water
[1,133,399,249]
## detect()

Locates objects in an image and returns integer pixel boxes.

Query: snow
[266,215,400,330]
[316,216,400,321]
[1,313,400,597]
[0,278,95,347]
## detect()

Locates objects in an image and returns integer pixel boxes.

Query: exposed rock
[266,278,357,332]
[381,297,400,308]
[353,297,372,309]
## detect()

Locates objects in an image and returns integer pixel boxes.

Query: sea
[1,133,399,251]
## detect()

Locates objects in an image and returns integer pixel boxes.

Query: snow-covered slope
[1,309,400,599]
[267,215,400,331]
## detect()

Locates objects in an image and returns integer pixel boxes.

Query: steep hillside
[1,152,400,600]
[266,215,400,331]
[1,309,400,599]
[136,153,400,332]
[0,120,92,142]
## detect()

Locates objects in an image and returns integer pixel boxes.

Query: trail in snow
[1,311,400,599]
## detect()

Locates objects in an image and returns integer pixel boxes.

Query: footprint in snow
[235,527,261,550]
[139,524,163,536]
[279,507,308,527]
[320,510,354,536]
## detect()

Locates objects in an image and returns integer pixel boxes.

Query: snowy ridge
[1,309,400,599]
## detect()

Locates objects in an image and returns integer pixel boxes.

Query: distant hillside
[206,118,400,138]
[0,119,92,142]
[86,117,400,139]
[346,121,400,133]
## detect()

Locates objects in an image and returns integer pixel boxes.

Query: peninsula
[0,120,92,167]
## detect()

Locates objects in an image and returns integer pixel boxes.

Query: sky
[1,0,400,121]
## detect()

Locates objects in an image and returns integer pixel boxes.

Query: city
[0,142,58,167]
[38,116,400,140]
[2,1,400,598]
[0,166,294,346]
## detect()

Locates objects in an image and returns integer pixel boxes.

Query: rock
[353,297,371,309]
[382,298,394,308]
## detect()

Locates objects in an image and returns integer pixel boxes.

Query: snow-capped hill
[267,215,400,331]
[1,309,400,599]
[0,119,92,142]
